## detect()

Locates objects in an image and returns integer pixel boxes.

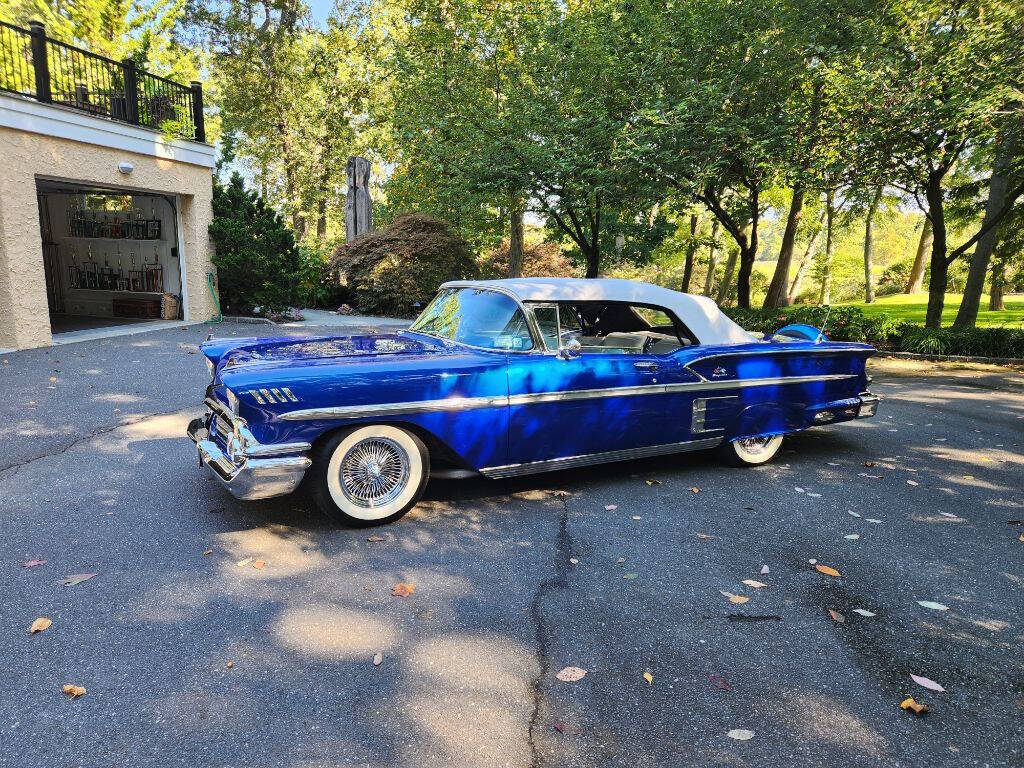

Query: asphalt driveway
[1,324,1022,768]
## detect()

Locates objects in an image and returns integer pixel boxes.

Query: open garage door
[36,180,185,338]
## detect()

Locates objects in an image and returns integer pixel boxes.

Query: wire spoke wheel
[338,437,411,509]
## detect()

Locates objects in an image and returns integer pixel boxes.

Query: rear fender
[728,402,805,442]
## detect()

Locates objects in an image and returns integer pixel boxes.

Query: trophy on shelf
[68,250,81,289]
[128,251,144,292]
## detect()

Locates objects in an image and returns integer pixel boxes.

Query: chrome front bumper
[186,397,312,500]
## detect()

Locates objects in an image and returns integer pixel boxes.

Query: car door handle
[634,361,659,372]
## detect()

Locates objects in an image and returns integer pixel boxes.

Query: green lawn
[840,293,1024,328]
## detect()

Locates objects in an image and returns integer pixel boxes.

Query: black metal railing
[0,20,205,142]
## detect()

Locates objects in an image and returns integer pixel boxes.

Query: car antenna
[816,305,832,344]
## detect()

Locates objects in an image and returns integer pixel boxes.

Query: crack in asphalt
[527,494,575,768]
[0,407,192,481]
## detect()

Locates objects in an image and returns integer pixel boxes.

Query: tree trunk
[681,213,701,292]
[989,258,1005,310]
[924,172,948,329]
[862,186,883,303]
[735,198,759,309]
[583,242,600,278]
[904,216,932,293]
[953,130,1017,328]
[508,197,525,278]
[763,185,805,309]
[316,198,327,240]
[716,243,739,305]
[788,222,822,304]
[818,191,836,305]
[703,220,720,296]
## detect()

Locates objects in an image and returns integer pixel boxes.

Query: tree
[954,126,1020,326]
[847,0,1024,327]
[861,186,884,303]
[904,215,932,293]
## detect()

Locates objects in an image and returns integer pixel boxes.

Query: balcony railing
[0,20,205,143]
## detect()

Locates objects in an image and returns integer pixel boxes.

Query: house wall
[0,94,217,350]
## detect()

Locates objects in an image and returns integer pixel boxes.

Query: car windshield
[409,288,535,351]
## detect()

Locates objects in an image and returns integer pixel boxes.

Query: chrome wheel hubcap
[339,437,410,508]
[737,435,775,455]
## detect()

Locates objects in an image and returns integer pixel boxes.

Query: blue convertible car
[187,278,879,525]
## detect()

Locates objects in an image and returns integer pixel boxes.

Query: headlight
[205,358,215,377]
[226,388,240,415]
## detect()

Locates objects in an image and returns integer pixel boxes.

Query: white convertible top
[441,278,759,346]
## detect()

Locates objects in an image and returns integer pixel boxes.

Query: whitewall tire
[718,434,783,467]
[311,424,429,526]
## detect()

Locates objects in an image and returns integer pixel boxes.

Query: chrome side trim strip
[480,437,724,479]
[278,374,856,420]
[279,395,507,421]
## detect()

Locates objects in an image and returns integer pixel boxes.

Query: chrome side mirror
[559,337,582,359]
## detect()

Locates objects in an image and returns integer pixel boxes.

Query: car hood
[202,332,445,372]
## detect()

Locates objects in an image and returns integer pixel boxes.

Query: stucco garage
[0,93,219,351]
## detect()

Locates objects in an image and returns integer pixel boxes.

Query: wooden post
[190,82,205,143]
[28,21,51,103]
[345,156,373,241]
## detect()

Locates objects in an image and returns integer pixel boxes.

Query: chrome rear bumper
[186,399,312,500]
[857,391,880,418]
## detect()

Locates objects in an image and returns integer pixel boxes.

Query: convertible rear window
[410,288,535,351]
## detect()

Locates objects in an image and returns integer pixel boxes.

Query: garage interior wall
[38,190,183,321]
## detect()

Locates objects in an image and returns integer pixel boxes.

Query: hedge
[723,306,1024,359]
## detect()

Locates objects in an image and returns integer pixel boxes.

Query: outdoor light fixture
[118,161,134,175]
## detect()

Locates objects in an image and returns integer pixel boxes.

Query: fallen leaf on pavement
[848,511,861,518]
[864,461,876,467]
[202,549,213,556]
[917,601,949,611]
[815,564,841,578]
[900,696,929,715]
[853,608,876,617]
[604,504,618,511]
[62,573,97,586]
[643,671,653,685]
[741,579,767,588]
[720,590,749,604]
[709,674,733,691]
[553,721,580,735]
[236,558,253,567]
[62,684,86,699]
[366,535,386,542]
[828,609,845,623]
[910,674,945,692]
[23,559,47,568]
[1019,534,1024,543]
[373,652,383,667]
[391,582,415,597]
[623,572,639,580]
[907,480,919,486]
[549,490,570,497]
[689,487,700,493]
[29,617,52,634]
[866,518,883,524]
[644,479,662,486]
[795,486,805,493]
[251,560,265,570]
[226,661,234,668]
[760,565,770,575]
[844,534,860,540]
[727,728,755,740]
[858,473,882,479]
[556,666,587,682]
[617,557,626,563]
[695,533,717,540]
[569,557,579,565]
[631,515,642,520]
